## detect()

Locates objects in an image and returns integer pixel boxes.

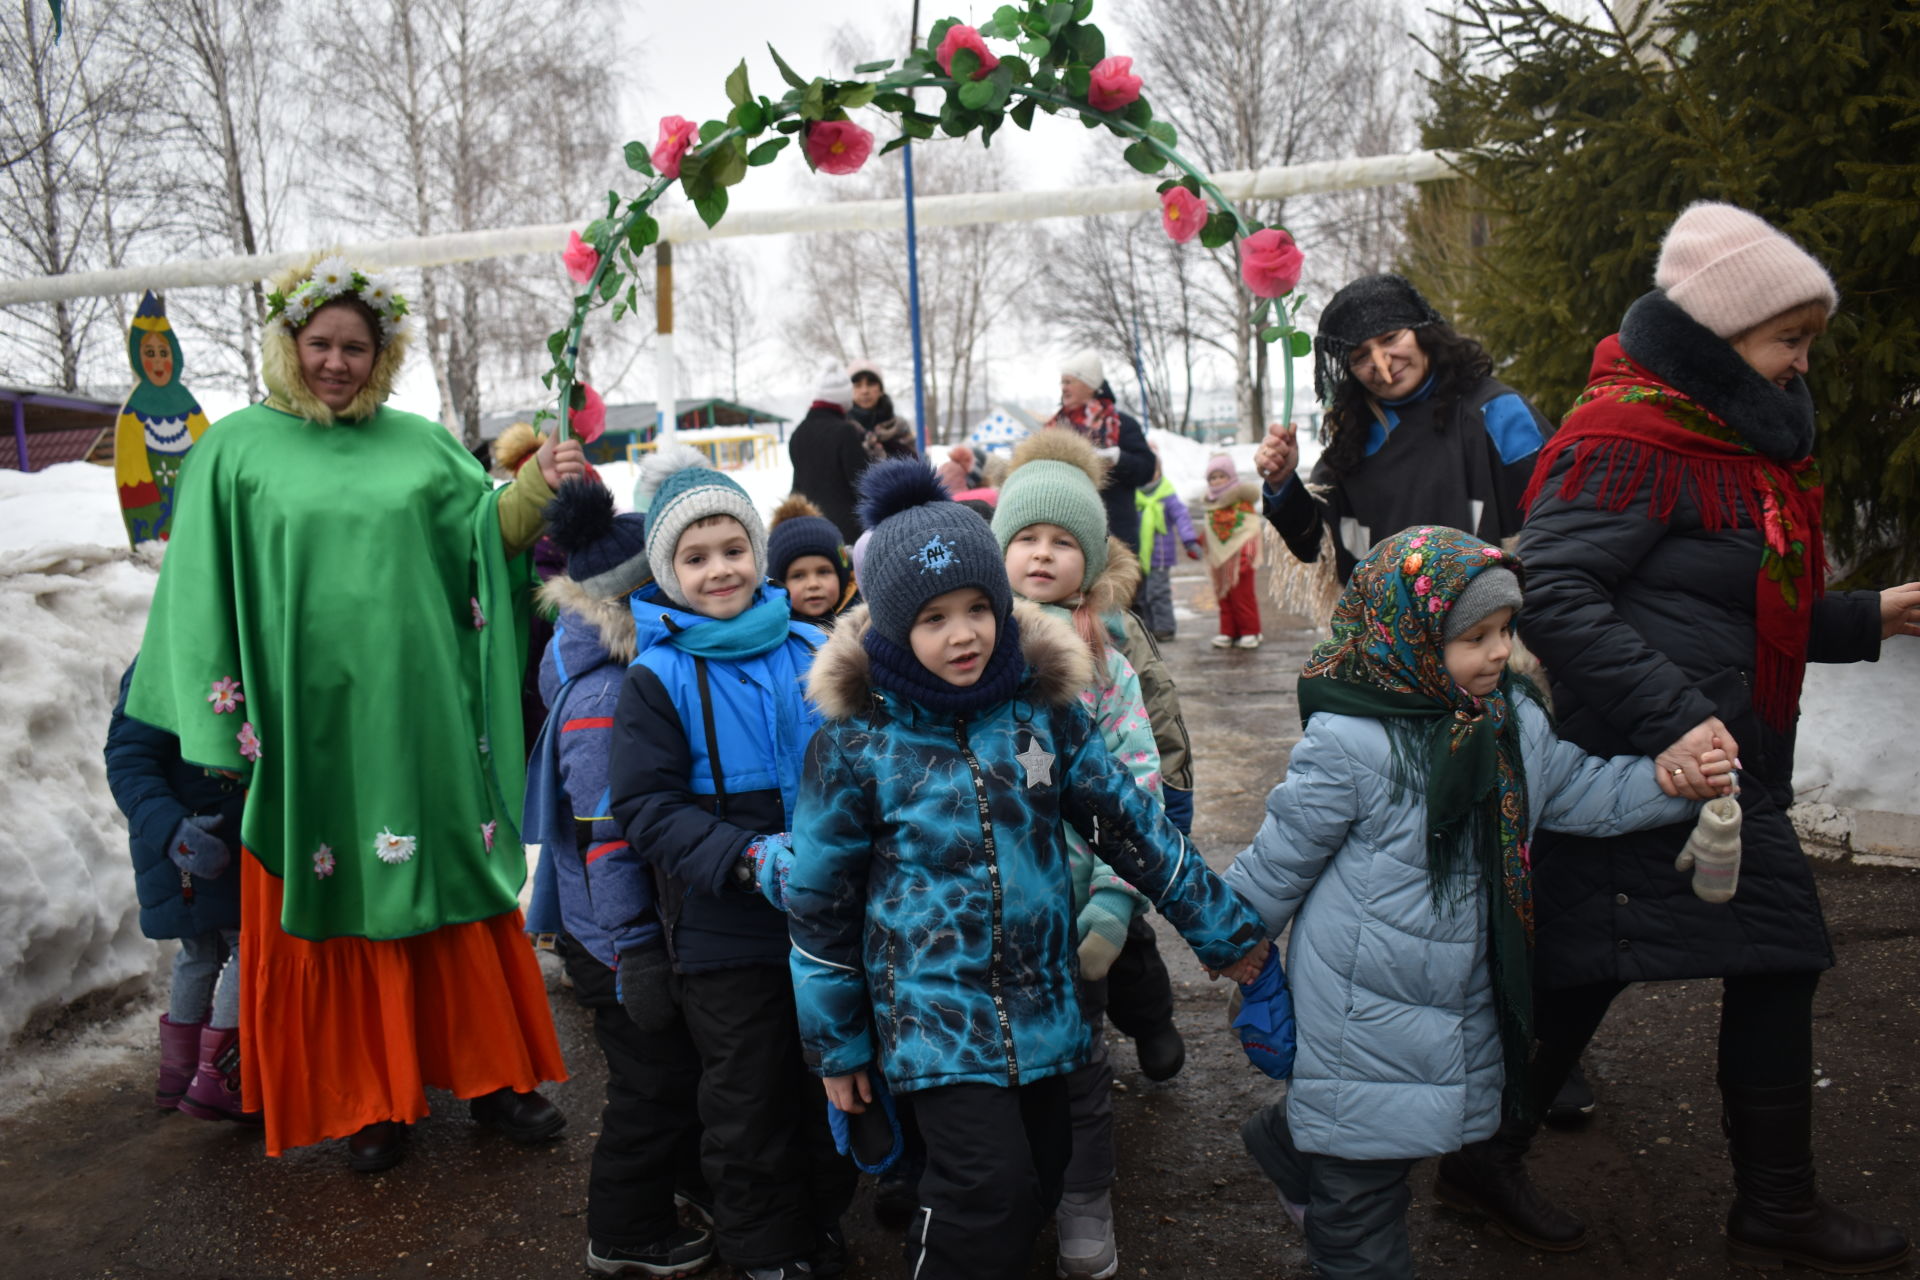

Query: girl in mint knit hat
[991,427,1161,1280]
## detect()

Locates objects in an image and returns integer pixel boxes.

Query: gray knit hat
[858,459,1013,646]
[634,443,767,608]
[990,429,1111,591]
[1444,566,1524,643]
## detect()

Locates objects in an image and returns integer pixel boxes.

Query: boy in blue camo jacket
[785,460,1269,1280]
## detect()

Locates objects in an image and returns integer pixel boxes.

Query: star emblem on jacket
[1015,734,1054,788]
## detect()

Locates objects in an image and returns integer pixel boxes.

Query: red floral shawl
[1522,335,1825,731]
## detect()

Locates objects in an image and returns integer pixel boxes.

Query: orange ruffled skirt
[240,850,568,1156]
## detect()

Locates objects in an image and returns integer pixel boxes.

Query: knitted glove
[743,833,795,911]
[1075,892,1132,983]
[616,944,676,1033]
[1184,541,1203,561]
[1675,794,1742,903]
[167,815,229,879]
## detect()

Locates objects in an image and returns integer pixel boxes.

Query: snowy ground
[1,424,1912,1061]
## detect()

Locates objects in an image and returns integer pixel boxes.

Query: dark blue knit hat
[767,493,850,588]
[542,479,651,598]
[857,459,1012,646]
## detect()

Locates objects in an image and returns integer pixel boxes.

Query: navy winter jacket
[524,581,661,970]
[608,582,825,972]
[104,660,244,939]
[788,603,1264,1094]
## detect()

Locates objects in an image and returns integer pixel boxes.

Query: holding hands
[1254,421,1299,488]
[1655,717,1740,800]
[1208,936,1272,985]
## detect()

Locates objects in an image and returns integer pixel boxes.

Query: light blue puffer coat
[1223,697,1697,1161]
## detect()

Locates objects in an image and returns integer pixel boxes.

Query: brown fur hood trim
[259,253,411,426]
[1203,479,1263,510]
[806,600,1094,722]
[1009,427,1112,489]
[1083,534,1141,616]
[770,493,827,528]
[492,422,546,477]
[537,575,639,664]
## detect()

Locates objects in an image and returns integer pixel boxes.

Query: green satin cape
[127,403,534,941]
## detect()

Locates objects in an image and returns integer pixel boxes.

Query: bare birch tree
[681,243,762,404]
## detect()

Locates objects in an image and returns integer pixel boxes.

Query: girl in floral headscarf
[1222,527,1725,1280]
[1200,453,1264,648]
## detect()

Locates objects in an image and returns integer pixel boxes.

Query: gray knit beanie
[633,443,767,608]
[857,459,1013,646]
[1444,566,1524,642]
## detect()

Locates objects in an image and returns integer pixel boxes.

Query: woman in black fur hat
[1254,274,1553,582]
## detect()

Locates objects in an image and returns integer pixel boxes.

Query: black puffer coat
[1517,292,1882,989]
[789,404,870,542]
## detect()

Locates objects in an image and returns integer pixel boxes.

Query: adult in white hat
[1045,348,1156,551]
[788,362,871,542]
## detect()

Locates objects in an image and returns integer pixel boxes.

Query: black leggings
[1532,970,1821,1108]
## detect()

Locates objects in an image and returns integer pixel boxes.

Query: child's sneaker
[1056,1188,1119,1279]
[1235,633,1263,650]
[586,1225,713,1277]
[742,1262,813,1280]
[811,1224,848,1279]
[1211,634,1234,648]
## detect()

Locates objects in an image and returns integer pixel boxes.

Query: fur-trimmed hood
[259,254,411,425]
[1203,479,1263,511]
[1084,534,1141,617]
[806,599,1093,722]
[537,575,639,665]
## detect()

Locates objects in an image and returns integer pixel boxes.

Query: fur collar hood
[1082,535,1141,617]
[538,576,639,665]
[1619,289,1816,462]
[807,599,1093,722]
[259,255,411,426]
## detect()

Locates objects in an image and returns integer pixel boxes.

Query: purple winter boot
[177,1025,255,1123]
[155,1015,203,1110]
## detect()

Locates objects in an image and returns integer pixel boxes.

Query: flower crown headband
[265,256,411,345]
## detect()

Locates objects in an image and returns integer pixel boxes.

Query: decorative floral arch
[544,0,1307,442]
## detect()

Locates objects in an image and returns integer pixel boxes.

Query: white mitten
[1675,795,1742,903]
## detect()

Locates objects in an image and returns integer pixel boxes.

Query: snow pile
[1790,639,1920,854]
[0,536,163,1050]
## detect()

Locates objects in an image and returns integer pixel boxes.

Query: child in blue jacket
[786,460,1270,1280]
[1223,528,1729,1279]
[522,479,710,1279]
[105,658,248,1122]
[608,447,855,1280]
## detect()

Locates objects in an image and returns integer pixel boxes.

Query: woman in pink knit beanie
[1442,203,1920,1274]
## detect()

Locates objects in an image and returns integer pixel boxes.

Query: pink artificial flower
[471,597,487,629]
[1238,227,1305,298]
[1088,56,1143,112]
[1160,187,1206,244]
[236,722,262,763]
[806,121,874,176]
[652,115,697,180]
[313,844,335,879]
[481,820,497,852]
[936,24,999,80]
[562,231,599,286]
[207,676,244,715]
[571,383,606,443]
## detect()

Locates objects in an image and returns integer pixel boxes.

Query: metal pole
[905,0,928,453]
[11,395,28,473]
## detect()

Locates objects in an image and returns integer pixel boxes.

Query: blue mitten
[1233,946,1295,1080]
[167,815,230,879]
[825,1072,903,1174]
[746,833,794,911]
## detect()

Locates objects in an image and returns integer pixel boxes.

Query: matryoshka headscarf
[1297,524,1539,1118]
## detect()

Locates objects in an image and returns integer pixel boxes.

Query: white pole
[0,151,1460,306]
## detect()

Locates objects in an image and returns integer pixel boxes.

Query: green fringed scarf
[1297,525,1539,1121]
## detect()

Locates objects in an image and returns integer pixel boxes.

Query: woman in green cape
[128,256,585,1170]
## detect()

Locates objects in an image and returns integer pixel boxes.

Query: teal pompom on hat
[990,428,1112,591]
[634,443,767,607]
